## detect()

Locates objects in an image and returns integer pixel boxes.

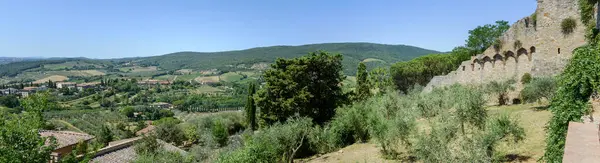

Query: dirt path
[301,143,395,163]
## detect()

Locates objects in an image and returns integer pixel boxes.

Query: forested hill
[0,43,439,77]
[135,43,440,74]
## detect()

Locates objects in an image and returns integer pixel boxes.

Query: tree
[0,113,57,163]
[485,79,516,105]
[135,135,161,155]
[98,125,113,146]
[368,67,393,93]
[245,83,257,130]
[155,120,185,146]
[466,20,510,54]
[355,62,370,101]
[212,120,229,147]
[450,85,487,134]
[255,51,347,125]
[0,95,20,108]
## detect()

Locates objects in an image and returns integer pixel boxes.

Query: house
[90,136,186,163]
[0,88,19,95]
[150,102,173,109]
[76,82,100,91]
[39,130,95,163]
[56,82,77,89]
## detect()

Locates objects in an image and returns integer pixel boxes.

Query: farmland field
[362,58,386,63]
[194,75,220,83]
[33,75,68,84]
[220,72,244,82]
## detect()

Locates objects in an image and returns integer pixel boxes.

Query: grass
[195,75,220,83]
[489,103,551,162]
[193,85,223,94]
[362,58,387,63]
[33,75,68,84]
[220,72,244,82]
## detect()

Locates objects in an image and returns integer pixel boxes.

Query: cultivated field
[33,75,68,84]
[194,76,220,83]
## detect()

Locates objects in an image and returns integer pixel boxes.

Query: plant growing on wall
[492,39,502,53]
[513,40,523,50]
[561,17,577,35]
[544,45,600,162]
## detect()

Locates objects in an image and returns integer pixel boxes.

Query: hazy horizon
[0,0,535,59]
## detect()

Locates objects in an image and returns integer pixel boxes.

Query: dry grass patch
[34,75,68,84]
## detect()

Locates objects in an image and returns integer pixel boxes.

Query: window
[558,48,561,54]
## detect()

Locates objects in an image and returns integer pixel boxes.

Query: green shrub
[155,119,185,146]
[212,120,229,147]
[561,17,577,35]
[513,40,522,50]
[216,117,313,163]
[134,135,161,155]
[521,73,532,84]
[485,79,516,105]
[520,77,556,103]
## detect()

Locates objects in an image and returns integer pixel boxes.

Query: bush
[561,17,577,35]
[216,117,313,163]
[485,79,516,105]
[155,119,185,146]
[520,77,556,103]
[134,135,161,155]
[212,120,229,147]
[521,73,532,84]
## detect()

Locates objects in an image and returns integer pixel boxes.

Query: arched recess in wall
[472,59,481,71]
[517,48,529,61]
[482,56,492,69]
[493,54,503,67]
[504,51,516,64]
[529,46,536,61]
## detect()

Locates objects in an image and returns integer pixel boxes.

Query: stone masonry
[424,0,589,102]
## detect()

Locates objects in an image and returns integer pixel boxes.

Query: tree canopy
[255,51,348,126]
[466,20,510,54]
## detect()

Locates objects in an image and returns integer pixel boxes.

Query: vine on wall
[544,1,600,162]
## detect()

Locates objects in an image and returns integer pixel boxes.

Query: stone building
[424,0,589,102]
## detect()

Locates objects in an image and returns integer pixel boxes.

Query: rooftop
[39,130,95,149]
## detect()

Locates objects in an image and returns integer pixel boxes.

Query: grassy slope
[305,104,551,163]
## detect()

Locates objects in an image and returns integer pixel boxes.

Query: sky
[0,0,537,59]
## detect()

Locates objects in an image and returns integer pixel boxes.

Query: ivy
[544,45,600,162]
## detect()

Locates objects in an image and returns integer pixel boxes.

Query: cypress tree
[356,62,370,101]
[245,83,257,130]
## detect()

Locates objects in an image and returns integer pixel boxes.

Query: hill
[134,43,439,75]
[0,43,439,81]
[0,57,41,65]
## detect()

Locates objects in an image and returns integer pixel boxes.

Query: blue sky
[0,0,536,59]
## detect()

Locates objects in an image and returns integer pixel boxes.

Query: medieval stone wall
[424,0,589,102]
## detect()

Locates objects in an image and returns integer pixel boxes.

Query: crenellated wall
[424,0,589,102]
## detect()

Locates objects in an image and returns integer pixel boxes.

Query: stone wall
[424,0,589,102]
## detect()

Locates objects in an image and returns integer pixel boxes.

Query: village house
[76,82,100,91]
[39,130,95,163]
[56,82,77,89]
[150,102,173,109]
[0,88,19,95]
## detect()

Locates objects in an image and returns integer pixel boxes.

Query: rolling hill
[135,43,440,75]
[0,43,439,79]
